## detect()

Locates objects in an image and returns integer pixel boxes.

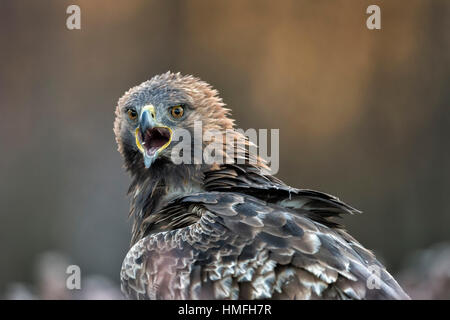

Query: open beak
[135,105,172,168]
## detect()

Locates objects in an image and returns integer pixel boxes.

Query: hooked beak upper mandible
[140,105,156,132]
[135,105,156,153]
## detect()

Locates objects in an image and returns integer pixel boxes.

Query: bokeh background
[0,0,449,299]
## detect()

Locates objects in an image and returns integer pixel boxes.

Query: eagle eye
[127,108,138,121]
[170,105,184,119]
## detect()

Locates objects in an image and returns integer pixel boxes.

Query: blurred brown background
[0,0,449,298]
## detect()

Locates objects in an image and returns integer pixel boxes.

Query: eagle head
[114,72,234,173]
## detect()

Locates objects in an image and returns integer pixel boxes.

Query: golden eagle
[114,72,409,300]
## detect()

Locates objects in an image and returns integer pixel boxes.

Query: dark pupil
[129,110,136,117]
[174,108,181,115]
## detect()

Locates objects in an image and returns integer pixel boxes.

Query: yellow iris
[170,105,184,119]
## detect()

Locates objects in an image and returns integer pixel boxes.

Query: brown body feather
[121,163,409,299]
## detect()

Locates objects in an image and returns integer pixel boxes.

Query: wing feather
[121,191,409,299]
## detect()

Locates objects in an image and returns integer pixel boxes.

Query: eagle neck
[128,161,211,244]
